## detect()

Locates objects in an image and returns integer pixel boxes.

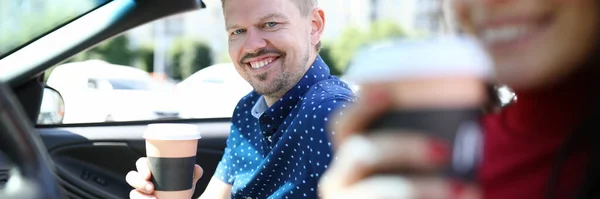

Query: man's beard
[251,49,309,98]
[251,56,291,97]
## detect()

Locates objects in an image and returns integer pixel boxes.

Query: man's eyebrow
[258,12,289,22]
[226,24,240,31]
[226,13,289,31]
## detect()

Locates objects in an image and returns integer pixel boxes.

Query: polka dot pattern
[214,56,356,198]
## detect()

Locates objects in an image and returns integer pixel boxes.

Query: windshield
[0,0,110,58]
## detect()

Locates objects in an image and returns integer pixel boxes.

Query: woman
[319,0,600,198]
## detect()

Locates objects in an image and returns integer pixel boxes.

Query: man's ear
[310,8,325,46]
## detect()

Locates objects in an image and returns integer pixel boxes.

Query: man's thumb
[193,164,204,184]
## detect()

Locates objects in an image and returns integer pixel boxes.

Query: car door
[36,117,230,199]
[0,0,233,198]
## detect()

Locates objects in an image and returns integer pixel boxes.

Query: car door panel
[37,119,231,199]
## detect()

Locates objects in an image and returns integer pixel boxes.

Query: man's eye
[264,22,278,28]
[232,29,245,35]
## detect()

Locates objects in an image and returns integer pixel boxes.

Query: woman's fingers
[321,134,450,192]
[325,175,416,199]
[331,87,393,148]
[321,175,480,199]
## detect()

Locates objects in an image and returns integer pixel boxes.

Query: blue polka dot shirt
[214,56,356,199]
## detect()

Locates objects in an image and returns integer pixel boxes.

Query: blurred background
[1,0,456,124]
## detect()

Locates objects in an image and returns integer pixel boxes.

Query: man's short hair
[222,0,317,16]
[294,0,318,16]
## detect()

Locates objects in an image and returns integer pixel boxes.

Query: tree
[91,35,135,65]
[369,20,408,41]
[329,20,410,73]
[67,35,136,66]
[136,43,155,73]
[169,37,214,80]
[329,26,367,75]
[318,44,342,76]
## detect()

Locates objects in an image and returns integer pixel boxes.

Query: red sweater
[480,75,596,199]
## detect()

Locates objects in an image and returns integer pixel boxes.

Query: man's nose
[243,28,267,54]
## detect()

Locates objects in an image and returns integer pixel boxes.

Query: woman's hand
[319,88,481,199]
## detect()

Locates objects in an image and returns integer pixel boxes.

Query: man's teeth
[250,58,274,69]
[481,26,529,45]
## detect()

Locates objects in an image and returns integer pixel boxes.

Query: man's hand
[319,87,481,199]
[125,157,204,199]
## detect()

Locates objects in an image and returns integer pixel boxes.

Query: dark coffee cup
[345,36,494,181]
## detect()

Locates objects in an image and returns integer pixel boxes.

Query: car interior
[0,0,231,198]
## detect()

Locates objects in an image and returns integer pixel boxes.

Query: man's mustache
[240,48,285,65]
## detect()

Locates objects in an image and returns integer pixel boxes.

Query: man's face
[224,0,314,97]
[454,0,600,90]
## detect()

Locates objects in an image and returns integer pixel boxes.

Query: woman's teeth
[250,58,274,69]
[481,25,529,45]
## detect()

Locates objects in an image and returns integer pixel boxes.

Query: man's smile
[243,55,282,72]
[249,57,277,69]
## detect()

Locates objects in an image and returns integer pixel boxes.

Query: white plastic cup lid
[345,35,495,83]
[143,123,202,140]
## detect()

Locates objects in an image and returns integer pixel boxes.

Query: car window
[38,0,450,125]
[0,0,110,59]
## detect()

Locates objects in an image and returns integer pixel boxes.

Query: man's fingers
[135,158,151,180]
[193,164,204,184]
[129,189,157,199]
[127,158,154,194]
[125,171,154,194]
[321,134,450,190]
[331,87,392,148]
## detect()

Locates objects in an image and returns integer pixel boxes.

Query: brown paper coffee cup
[144,123,201,199]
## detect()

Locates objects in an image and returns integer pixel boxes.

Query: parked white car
[175,63,253,119]
[46,60,179,123]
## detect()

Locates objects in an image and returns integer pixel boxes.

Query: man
[126,0,355,198]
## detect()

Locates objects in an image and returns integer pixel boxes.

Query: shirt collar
[257,55,331,124]
[251,96,268,119]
